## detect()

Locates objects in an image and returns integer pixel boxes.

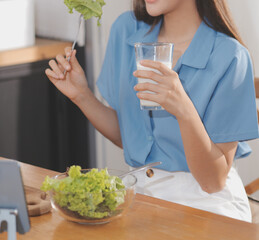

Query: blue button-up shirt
[97,11,259,171]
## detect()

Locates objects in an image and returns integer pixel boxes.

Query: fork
[63,14,83,75]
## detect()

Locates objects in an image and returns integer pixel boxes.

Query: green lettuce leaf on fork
[64,0,106,26]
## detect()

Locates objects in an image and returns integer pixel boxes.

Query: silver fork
[63,14,83,75]
[119,162,162,178]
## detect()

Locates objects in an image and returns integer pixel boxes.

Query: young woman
[45,0,258,222]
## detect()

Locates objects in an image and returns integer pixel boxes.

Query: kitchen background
[0,0,258,196]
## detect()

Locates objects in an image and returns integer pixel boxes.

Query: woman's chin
[146,8,163,17]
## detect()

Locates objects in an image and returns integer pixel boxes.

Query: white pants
[133,167,251,222]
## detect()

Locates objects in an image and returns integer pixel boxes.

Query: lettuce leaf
[64,0,106,26]
[41,166,126,219]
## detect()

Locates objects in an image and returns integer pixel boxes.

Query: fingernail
[66,51,72,57]
[66,65,70,70]
[59,74,64,79]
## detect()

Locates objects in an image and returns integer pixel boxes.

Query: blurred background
[0,0,258,197]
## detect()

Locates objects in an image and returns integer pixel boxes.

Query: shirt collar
[127,20,217,69]
[181,21,216,69]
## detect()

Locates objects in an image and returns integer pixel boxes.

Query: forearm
[73,88,122,148]
[177,100,236,193]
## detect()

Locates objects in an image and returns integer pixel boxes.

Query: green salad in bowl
[41,166,136,224]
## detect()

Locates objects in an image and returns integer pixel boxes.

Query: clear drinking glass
[134,42,174,110]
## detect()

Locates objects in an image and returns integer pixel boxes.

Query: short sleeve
[96,24,117,110]
[203,48,259,143]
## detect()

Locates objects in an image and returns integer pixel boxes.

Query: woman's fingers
[135,83,175,107]
[58,63,65,73]
[139,60,173,75]
[46,46,82,83]
[69,50,82,70]
[45,69,63,88]
[134,82,165,93]
[48,59,64,79]
[65,47,72,58]
[133,69,163,83]
[56,54,71,72]
[64,47,81,72]
[136,91,161,105]
[45,68,59,79]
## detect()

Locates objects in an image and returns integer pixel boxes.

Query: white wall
[227,0,259,191]
[227,0,259,77]
[35,0,82,42]
[90,0,132,171]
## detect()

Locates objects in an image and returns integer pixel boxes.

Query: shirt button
[148,136,153,141]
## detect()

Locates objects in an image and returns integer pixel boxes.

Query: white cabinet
[0,0,35,51]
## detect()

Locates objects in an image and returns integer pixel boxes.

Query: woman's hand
[45,47,88,104]
[133,60,191,119]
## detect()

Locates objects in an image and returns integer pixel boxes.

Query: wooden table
[0,38,72,67]
[1,161,259,240]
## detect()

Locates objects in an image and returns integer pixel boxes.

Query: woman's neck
[159,1,202,44]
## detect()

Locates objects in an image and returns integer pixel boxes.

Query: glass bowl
[49,169,137,224]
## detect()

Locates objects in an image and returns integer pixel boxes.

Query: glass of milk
[134,42,174,110]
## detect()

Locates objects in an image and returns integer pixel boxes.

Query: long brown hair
[133,0,244,45]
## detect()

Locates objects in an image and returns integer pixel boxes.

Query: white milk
[136,62,172,109]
